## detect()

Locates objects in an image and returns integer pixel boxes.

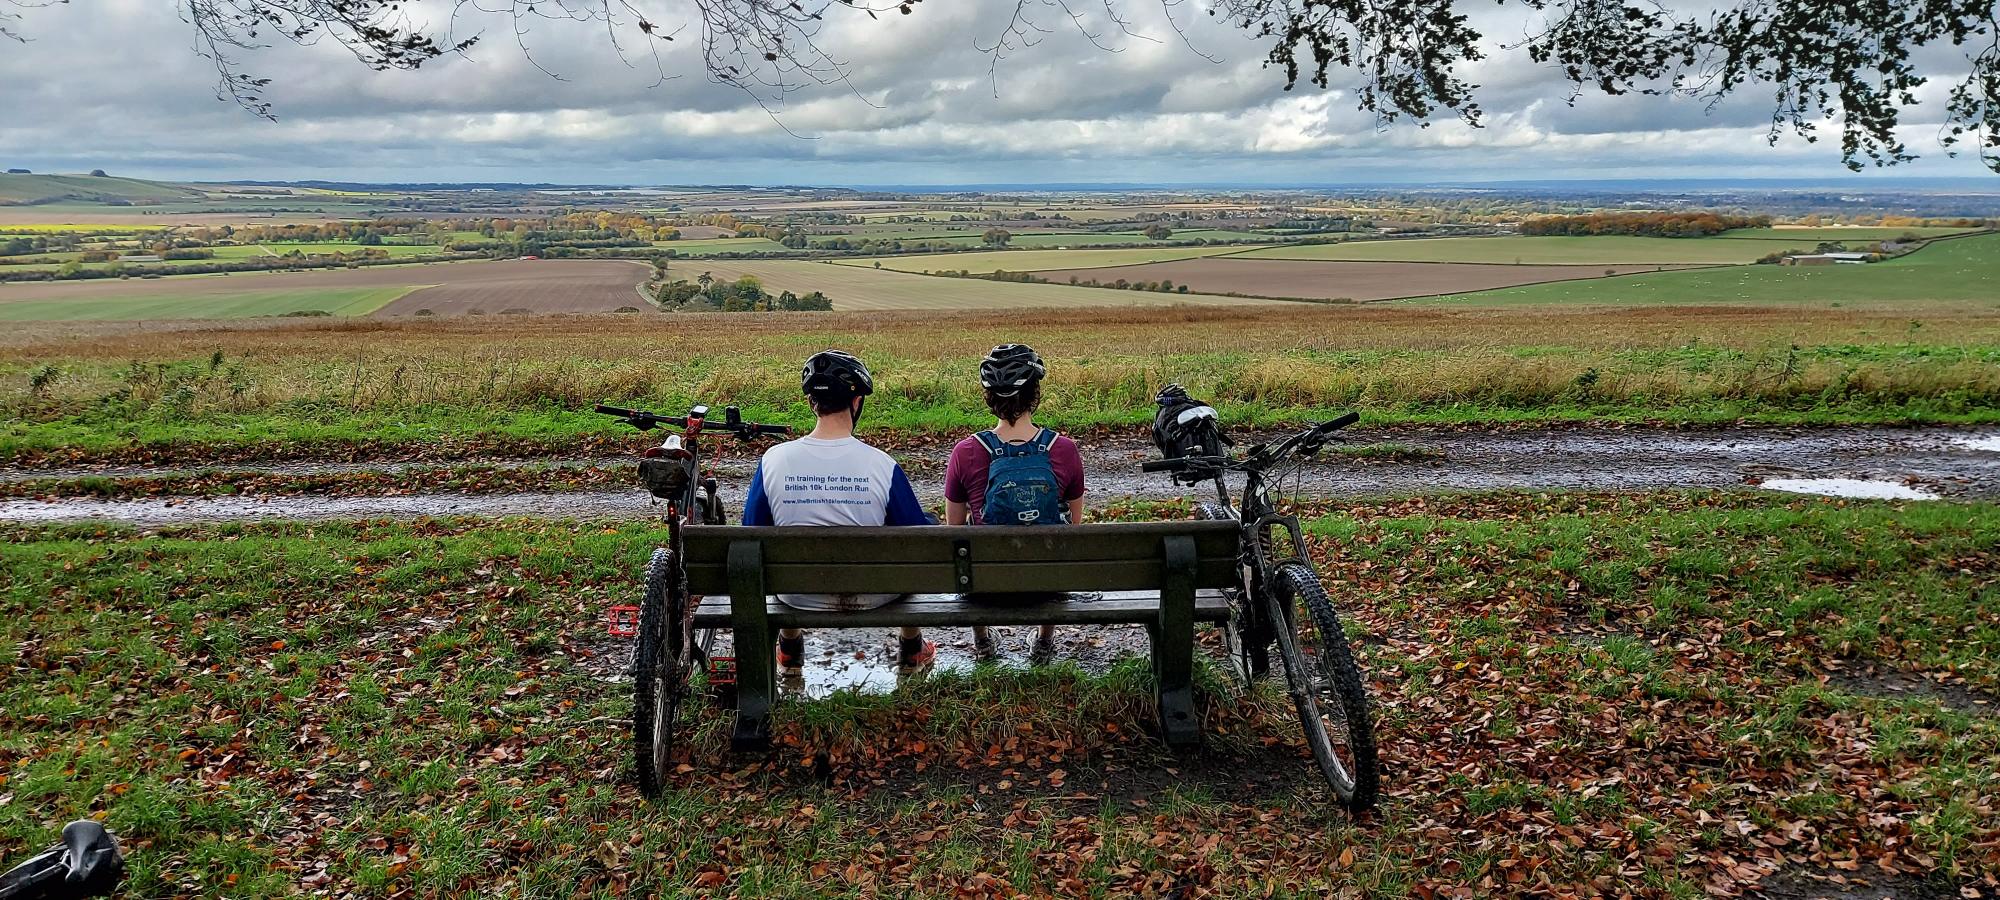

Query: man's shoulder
[851,438,901,470]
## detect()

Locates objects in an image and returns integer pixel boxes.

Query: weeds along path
[3,426,1995,523]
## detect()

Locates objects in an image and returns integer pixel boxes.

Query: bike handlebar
[595,404,790,439]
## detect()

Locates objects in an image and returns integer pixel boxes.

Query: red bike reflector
[606,605,640,637]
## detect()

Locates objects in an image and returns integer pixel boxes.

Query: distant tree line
[653,274,832,312]
[1519,212,1773,238]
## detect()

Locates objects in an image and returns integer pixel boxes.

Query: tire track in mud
[3,426,1995,524]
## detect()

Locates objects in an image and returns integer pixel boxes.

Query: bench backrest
[682,521,1241,595]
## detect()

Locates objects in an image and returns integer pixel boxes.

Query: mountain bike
[1142,411,1381,813]
[595,403,791,796]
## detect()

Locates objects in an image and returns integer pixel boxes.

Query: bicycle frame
[1149,412,1357,680]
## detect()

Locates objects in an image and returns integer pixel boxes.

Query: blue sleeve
[883,465,930,526]
[741,462,775,526]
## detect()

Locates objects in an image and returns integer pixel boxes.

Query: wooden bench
[682,521,1242,751]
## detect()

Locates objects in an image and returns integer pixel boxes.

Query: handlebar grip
[594,404,635,417]
[752,423,792,436]
[1141,459,1187,473]
[1322,411,1360,431]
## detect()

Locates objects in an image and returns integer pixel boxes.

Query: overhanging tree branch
[5,0,1995,172]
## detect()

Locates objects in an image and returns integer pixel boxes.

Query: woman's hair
[985,382,1040,425]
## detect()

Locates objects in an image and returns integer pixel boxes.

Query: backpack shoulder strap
[1031,428,1058,452]
[974,430,1005,455]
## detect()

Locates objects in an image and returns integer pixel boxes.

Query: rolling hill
[0,173,207,206]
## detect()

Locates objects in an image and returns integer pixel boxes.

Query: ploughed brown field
[0,259,653,316]
[1032,258,1694,302]
[370,259,651,316]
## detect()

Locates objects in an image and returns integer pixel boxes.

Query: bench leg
[1155,535,1199,749]
[728,540,774,752]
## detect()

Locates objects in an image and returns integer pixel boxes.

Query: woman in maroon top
[944,344,1087,665]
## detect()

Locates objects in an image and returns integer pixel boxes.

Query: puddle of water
[1758,478,1938,500]
[1956,434,2000,452]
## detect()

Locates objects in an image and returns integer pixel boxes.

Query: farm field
[0,259,652,320]
[1431,232,2000,307]
[839,245,1268,274]
[0,286,418,321]
[652,237,796,255]
[0,209,350,227]
[1036,258,1691,301]
[829,229,1268,248]
[207,243,438,259]
[657,259,1269,310]
[1238,235,1814,265]
[1713,226,1983,241]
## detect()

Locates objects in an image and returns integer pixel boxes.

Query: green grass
[1714,227,1985,241]
[1,492,1993,896]
[838,245,1267,274]
[0,286,420,321]
[1238,235,1805,265]
[653,237,798,255]
[1426,232,2000,307]
[0,173,204,204]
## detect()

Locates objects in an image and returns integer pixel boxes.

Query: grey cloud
[0,0,1990,182]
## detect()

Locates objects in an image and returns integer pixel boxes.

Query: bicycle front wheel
[1268,562,1380,813]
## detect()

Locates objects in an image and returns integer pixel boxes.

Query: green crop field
[1713,227,1985,241]
[0,286,419,321]
[1425,232,2000,307]
[1239,235,1804,265]
[837,245,1267,274]
[655,259,1265,310]
[653,237,797,255]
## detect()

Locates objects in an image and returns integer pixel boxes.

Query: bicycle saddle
[59,821,123,893]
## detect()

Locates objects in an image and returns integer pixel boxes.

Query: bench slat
[682,522,1241,595]
[687,559,1238,595]
[691,589,1232,629]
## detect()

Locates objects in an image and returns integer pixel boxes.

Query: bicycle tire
[633,547,690,798]
[1269,562,1380,813]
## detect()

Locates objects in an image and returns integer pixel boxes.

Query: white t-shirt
[741,436,929,610]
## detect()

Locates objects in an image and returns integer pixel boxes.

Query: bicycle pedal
[707,657,738,706]
[606,605,640,637]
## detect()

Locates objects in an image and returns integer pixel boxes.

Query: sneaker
[972,630,999,663]
[1029,634,1057,667]
[896,637,937,674]
[777,635,805,679]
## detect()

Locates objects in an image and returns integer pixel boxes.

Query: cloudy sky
[1,0,1993,185]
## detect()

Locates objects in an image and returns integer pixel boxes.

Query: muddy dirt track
[3,426,1994,524]
[1034,258,1695,301]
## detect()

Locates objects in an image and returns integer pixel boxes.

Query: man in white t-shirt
[742,349,936,675]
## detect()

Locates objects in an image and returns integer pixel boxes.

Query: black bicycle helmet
[979,344,1046,396]
[800,349,874,400]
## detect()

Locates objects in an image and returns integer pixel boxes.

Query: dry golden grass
[6,304,1996,432]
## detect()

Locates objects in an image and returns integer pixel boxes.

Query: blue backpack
[976,429,1066,526]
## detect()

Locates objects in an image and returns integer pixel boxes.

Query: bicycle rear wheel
[1269,562,1380,813]
[633,547,694,798]
[1195,503,1271,683]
